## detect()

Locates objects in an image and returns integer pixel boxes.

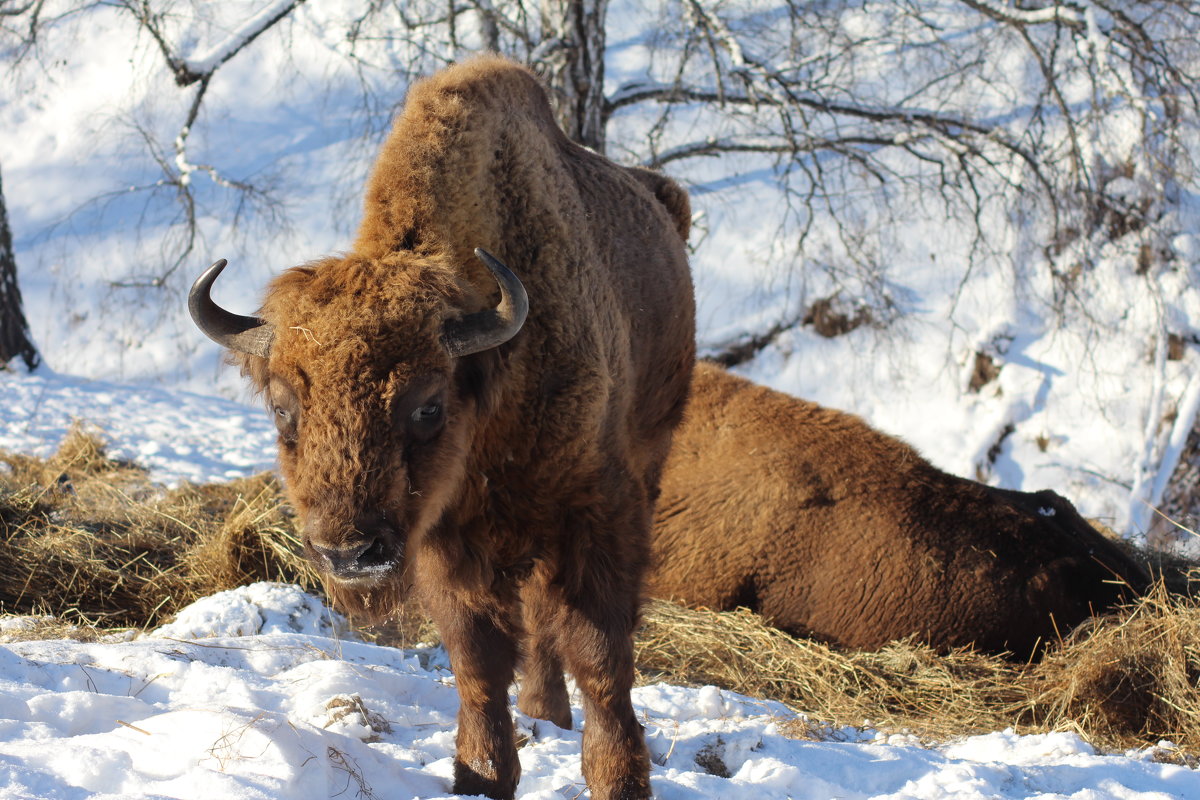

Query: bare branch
[120,0,307,87]
[647,133,908,169]
[0,1,40,17]
[955,0,1086,29]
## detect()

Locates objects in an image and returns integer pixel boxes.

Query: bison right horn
[442,248,529,357]
[188,259,275,359]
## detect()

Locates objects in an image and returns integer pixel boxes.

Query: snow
[0,367,1197,799]
[3,1,1200,795]
[0,367,276,487]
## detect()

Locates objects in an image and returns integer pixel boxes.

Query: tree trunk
[0,164,40,371]
[537,0,609,153]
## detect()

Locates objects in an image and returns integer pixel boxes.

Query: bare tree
[4,0,1199,386]
[614,1,1200,333]
[536,0,607,150]
[0,163,39,370]
[333,0,610,150]
[98,0,303,288]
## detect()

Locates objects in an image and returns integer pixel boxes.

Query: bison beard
[652,363,1150,659]
[189,58,695,800]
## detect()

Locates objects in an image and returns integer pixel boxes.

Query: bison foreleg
[558,588,652,800]
[427,593,521,800]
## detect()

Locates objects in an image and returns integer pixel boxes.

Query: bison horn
[442,248,529,357]
[188,259,275,359]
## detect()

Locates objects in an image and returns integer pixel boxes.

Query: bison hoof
[591,776,653,800]
[516,693,573,731]
[452,760,518,800]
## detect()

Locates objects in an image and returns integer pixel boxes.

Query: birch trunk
[537,0,609,152]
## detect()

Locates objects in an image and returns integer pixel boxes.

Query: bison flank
[652,363,1149,660]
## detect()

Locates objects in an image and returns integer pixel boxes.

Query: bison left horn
[188,259,275,359]
[442,248,529,357]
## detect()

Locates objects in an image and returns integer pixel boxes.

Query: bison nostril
[356,536,391,568]
[311,536,396,579]
[308,510,403,579]
[312,540,367,572]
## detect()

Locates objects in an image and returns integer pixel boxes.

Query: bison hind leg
[518,574,574,730]
[517,645,573,730]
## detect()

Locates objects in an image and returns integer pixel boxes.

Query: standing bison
[189,57,695,800]
[652,363,1149,659]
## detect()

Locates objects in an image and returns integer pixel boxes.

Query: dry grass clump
[636,600,1027,744]
[0,615,136,644]
[171,477,320,598]
[638,585,1200,757]
[0,425,318,628]
[1030,588,1200,752]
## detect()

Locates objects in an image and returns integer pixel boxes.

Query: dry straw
[638,587,1200,757]
[0,424,320,628]
[2,428,1200,759]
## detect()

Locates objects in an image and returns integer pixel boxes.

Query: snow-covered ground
[0,366,1198,799]
[3,581,1198,800]
[0,367,276,486]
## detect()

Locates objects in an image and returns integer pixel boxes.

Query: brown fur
[651,363,1149,659]
[232,58,694,800]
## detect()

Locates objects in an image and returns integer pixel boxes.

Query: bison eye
[274,406,291,423]
[408,402,445,442]
[412,403,441,422]
[272,405,298,445]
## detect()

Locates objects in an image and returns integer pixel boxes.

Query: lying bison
[651,362,1149,659]
[190,57,695,800]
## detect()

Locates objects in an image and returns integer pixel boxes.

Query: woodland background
[3,0,1200,541]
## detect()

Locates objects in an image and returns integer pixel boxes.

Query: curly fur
[229,57,694,800]
[651,363,1150,659]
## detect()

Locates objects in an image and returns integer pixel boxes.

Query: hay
[636,600,1028,744]
[0,426,319,627]
[173,477,321,596]
[638,588,1200,756]
[5,427,1200,757]
[1029,585,1200,752]
[0,615,136,644]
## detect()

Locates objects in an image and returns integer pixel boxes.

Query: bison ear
[442,248,529,357]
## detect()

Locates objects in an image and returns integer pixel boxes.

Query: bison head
[189,249,527,617]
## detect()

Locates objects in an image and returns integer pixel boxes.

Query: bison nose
[308,513,401,580]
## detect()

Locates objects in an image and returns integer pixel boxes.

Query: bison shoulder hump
[407,56,558,131]
[623,166,692,243]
